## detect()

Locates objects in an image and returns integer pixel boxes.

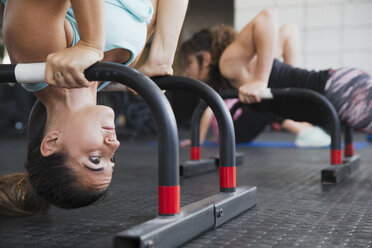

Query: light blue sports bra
[1,0,154,92]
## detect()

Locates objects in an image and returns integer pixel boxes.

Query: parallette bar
[152,76,237,193]
[84,63,180,216]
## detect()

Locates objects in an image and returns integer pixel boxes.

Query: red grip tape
[331,149,342,164]
[344,143,354,157]
[219,166,236,188]
[159,185,180,215]
[190,147,200,160]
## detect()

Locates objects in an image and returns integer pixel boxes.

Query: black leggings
[234,105,284,143]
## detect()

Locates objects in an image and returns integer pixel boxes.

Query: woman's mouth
[102,126,115,131]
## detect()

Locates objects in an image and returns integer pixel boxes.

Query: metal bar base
[114,186,257,248]
[321,155,360,185]
[181,152,245,178]
[343,155,360,174]
[212,152,245,167]
[180,159,216,178]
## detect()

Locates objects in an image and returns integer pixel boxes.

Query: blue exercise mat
[148,140,370,149]
[203,141,370,149]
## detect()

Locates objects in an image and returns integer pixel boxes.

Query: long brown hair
[180,24,237,92]
[0,173,49,216]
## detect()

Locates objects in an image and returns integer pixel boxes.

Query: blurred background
[234,0,372,74]
[0,0,371,139]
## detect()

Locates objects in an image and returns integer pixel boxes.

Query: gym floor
[0,130,371,248]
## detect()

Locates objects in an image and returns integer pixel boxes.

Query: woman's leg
[324,68,372,133]
[2,0,73,63]
[276,23,300,67]
[281,119,312,134]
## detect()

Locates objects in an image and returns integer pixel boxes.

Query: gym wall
[182,0,234,41]
[234,0,372,75]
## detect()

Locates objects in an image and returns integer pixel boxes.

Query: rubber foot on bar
[180,159,216,178]
[212,152,244,166]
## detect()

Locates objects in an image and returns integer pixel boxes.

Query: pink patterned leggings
[324,68,372,133]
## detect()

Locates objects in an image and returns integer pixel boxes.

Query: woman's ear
[202,52,212,67]
[40,131,60,157]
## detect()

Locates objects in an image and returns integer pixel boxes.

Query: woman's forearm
[70,0,105,51]
[199,107,213,144]
[147,0,188,67]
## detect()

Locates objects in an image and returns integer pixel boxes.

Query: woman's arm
[219,8,278,104]
[45,0,105,88]
[138,0,189,77]
[70,0,105,50]
[199,107,214,144]
[180,107,213,147]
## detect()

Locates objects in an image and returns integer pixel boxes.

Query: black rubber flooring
[0,131,371,248]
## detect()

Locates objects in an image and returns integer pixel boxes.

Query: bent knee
[252,8,278,27]
[280,23,299,37]
[259,8,278,20]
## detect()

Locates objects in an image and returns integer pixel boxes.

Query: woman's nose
[105,136,120,149]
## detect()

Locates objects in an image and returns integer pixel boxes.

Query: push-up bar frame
[3,63,256,248]
[190,88,359,184]
[218,88,342,162]
[4,62,180,216]
[153,75,240,190]
[229,101,358,160]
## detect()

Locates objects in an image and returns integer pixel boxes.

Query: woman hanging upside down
[0,0,188,216]
[180,9,331,147]
[180,8,372,136]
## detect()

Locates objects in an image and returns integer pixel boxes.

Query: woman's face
[58,105,120,191]
[185,54,210,82]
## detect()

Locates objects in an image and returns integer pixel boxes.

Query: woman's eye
[110,154,116,163]
[89,156,101,164]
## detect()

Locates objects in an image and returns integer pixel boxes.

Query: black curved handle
[152,75,237,192]
[191,88,343,164]
[85,64,179,189]
[344,125,354,157]
[0,62,180,215]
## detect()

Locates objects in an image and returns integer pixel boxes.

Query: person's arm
[180,107,213,147]
[138,0,188,77]
[45,0,105,88]
[219,39,272,104]
[219,8,278,104]
[199,107,213,144]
